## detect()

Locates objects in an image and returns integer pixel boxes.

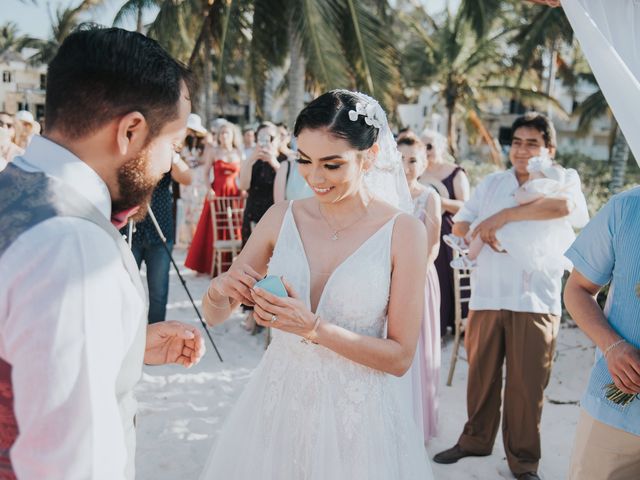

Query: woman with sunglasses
[418,129,470,336]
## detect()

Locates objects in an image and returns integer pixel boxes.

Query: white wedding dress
[200,201,433,479]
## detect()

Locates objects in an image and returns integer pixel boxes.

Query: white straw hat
[186,113,207,135]
[15,110,35,125]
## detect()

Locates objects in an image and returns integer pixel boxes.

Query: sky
[2,0,150,37]
[1,0,460,39]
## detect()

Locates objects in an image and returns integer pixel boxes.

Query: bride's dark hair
[293,90,379,150]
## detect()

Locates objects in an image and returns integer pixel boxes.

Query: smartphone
[257,130,271,148]
[254,275,288,297]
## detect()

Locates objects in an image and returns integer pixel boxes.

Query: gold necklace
[317,203,369,241]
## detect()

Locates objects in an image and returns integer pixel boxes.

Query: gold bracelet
[604,339,626,359]
[301,315,322,345]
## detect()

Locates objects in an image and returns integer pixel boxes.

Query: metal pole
[144,205,224,362]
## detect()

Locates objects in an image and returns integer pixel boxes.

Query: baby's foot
[450,255,476,270]
[443,234,469,254]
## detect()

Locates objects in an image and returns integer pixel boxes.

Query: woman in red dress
[185,121,243,275]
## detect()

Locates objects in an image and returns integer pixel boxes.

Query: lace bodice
[268,202,396,343]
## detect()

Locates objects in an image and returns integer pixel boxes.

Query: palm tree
[238,0,401,126]
[142,0,400,127]
[399,5,563,162]
[0,22,30,56]
[460,1,573,112]
[113,0,157,32]
[510,2,573,112]
[574,74,631,194]
[22,0,104,65]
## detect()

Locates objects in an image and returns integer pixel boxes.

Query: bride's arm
[251,214,427,377]
[201,203,286,325]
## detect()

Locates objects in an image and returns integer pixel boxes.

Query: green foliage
[458,159,503,188]
[0,22,30,56]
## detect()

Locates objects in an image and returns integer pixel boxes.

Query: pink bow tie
[111,206,140,229]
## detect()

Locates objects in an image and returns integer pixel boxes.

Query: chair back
[446,249,473,386]
[210,194,245,244]
[452,250,472,328]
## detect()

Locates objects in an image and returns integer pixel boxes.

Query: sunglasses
[0,119,14,128]
[426,143,433,151]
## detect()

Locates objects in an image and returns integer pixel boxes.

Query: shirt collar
[14,136,112,219]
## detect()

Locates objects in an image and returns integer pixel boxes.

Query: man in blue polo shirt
[564,187,640,479]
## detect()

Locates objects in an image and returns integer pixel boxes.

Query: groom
[0,27,204,479]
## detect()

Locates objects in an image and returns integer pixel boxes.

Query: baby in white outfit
[446,149,575,274]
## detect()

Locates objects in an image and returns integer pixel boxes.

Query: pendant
[331,232,339,241]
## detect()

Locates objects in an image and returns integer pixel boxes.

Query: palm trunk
[203,30,213,126]
[609,125,630,194]
[546,40,558,119]
[287,20,306,130]
[136,4,143,33]
[446,102,457,159]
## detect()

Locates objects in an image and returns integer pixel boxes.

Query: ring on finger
[270,314,277,324]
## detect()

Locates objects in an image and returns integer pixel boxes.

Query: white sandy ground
[135,248,595,480]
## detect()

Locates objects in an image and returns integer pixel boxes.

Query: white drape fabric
[562,0,640,165]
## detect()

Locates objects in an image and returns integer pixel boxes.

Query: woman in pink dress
[185,121,243,275]
[398,134,442,444]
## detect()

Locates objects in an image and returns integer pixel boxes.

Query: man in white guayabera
[433,112,589,480]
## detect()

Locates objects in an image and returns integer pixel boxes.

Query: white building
[0,50,47,121]
[397,79,612,161]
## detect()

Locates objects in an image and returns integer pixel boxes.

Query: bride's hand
[207,265,262,307]
[251,279,315,337]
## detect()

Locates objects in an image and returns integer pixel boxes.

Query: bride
[200,89,433,479]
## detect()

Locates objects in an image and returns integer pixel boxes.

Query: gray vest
[0,161,147,479]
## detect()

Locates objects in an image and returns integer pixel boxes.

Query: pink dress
[411,188,441,444]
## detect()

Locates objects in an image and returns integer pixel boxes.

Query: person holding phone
[237,121,284,247]
[199,90,433,479]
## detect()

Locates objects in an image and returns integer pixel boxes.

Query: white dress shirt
[0,136,145,479]
[454,168,589,315]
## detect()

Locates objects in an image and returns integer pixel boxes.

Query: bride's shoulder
[254,201,291,237]
[388,208,426,256]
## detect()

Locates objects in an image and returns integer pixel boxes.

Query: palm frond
[113,0,158,28]
[481,84,569,119]
[458,0,502,38]
[574,89,609,133]
[247,0,289,104]
[340,0,400,107]
[293,0,349,89]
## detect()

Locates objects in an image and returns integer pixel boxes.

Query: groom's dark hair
[45,24,193,140]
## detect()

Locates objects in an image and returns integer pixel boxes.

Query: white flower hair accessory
[348,101,383,129]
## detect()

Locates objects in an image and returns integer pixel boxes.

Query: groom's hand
[144,321,206,367]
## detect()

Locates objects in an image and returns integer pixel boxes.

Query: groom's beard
[111,147,161,221]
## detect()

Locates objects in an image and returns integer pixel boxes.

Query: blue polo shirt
[565,187,640,435]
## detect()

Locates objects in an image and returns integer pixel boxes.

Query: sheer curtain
[562,0,640,165]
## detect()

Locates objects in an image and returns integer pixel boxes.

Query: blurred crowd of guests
[0,110,41,171]
[0,108,466,339]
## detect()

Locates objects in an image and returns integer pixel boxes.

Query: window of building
[40,74,47,90]
[2,71,12,83]
[509,99,526,115]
